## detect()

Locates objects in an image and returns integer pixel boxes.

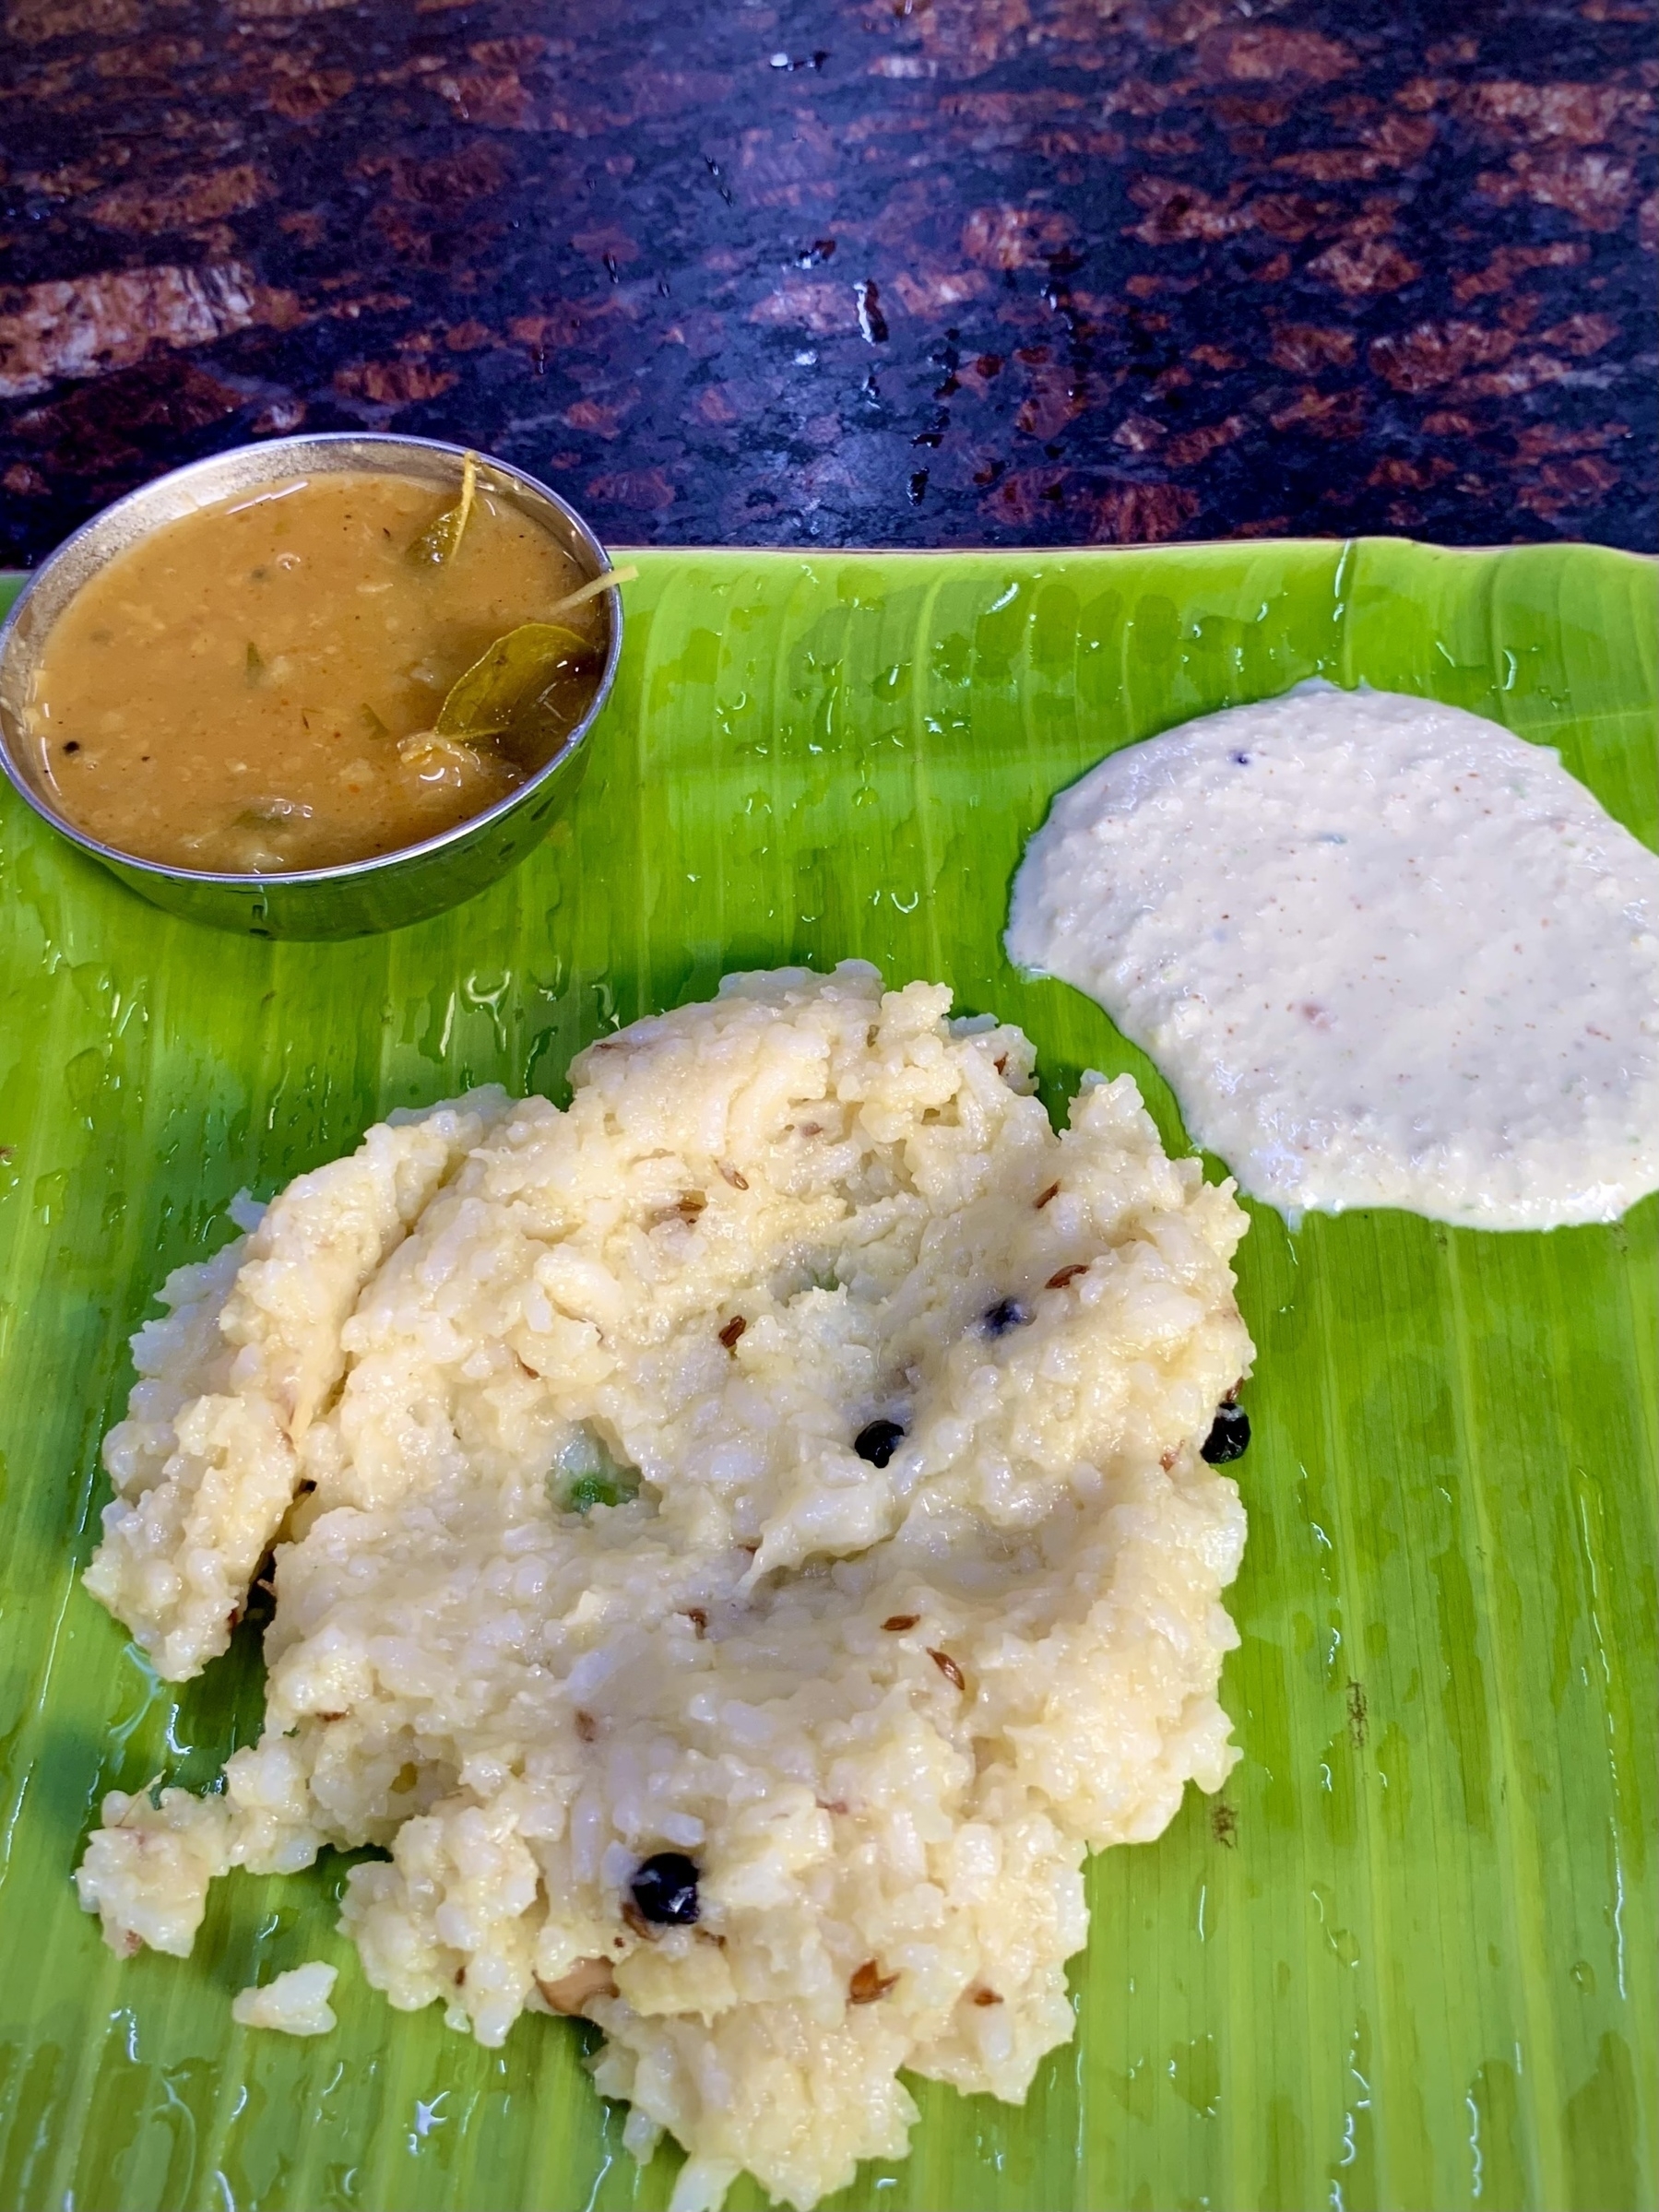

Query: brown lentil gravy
[26,469,605,872]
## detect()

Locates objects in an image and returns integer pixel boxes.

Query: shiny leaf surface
[0,540,1653,2212]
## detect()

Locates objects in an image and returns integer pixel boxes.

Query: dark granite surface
[1,0,1654,565]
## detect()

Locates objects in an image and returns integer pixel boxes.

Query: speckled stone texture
[0,0,1653,563]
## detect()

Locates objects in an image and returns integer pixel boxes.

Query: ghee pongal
[77,964,1253,2212]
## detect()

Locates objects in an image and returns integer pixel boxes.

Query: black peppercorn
[980,1297,1030,1338]
[629,1851,701,1926]
[1201,1403,1250,1464]
[854,1419,905,1467]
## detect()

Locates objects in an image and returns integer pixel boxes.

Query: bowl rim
[0,431,622,888]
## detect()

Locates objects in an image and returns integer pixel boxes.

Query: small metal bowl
[0,433,622,939]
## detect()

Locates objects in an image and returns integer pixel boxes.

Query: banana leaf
[0,538,1653,2212]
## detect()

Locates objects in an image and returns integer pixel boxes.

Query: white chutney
[1006,683,1659,1229]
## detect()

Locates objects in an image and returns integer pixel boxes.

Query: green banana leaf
[0,539,1653,2212]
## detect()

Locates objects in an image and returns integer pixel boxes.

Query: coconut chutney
[1006,683,1659,1229]
[76,964,1251,2212]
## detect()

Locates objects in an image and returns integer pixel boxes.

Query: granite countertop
[0,0,1653,564]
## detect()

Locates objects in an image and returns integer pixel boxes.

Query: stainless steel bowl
[0,433,622,939]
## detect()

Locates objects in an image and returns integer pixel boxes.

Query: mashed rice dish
[77,963,1252,2212]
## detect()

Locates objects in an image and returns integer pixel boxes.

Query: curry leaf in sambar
[407,451,479,568]
[434,621,592,745]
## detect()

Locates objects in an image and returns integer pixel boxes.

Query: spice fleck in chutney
[25,460,621,874]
